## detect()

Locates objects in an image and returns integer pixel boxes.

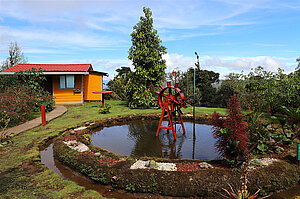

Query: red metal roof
[2,63,93,72]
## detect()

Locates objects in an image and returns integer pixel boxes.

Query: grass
[0,100,226,198]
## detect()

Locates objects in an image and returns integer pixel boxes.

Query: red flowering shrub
[212,94,249,163]
[0,86,35,126]
[0,69,54,127]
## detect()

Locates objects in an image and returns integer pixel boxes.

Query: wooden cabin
[1,63,108,104]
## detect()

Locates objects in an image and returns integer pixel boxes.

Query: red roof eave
[1,63,92,72]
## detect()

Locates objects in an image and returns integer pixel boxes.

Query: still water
[91,120,219,160]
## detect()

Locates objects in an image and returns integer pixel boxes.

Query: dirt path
[4,105,67,136]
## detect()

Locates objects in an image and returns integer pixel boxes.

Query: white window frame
[59,75,75,89]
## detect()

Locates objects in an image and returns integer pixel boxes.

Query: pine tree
[127,7,167,108]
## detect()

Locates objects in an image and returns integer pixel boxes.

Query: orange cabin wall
[83,73,102,101]
[53,75,82,103]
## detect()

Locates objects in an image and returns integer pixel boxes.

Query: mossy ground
[0,101,227,198]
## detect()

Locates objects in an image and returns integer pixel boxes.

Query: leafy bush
[0,68,54,126]
[126,81,156,108]
[99,104,111,114]
[0,111,10,141]
[233,66,300,113]
[0,86,35,126]
[106,67,131,101]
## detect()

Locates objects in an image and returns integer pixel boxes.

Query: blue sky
[0,0,299,79]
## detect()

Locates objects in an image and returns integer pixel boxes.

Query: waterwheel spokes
[156,80,187,140]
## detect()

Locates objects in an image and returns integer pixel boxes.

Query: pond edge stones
[130,160,177,171]
[63,140,90,152]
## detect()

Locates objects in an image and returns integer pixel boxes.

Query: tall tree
[127,7,167,108]
[1,41,27,71]
[296,57,300,72]
[178,68,219,107]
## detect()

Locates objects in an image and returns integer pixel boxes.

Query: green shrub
[99,104,111,114]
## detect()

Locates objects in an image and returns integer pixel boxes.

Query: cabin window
[60,75,75,89]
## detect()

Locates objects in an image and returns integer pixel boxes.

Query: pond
[91,120,220,160]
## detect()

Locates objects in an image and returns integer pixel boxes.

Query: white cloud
[0,26,127,49]
[203,56,284,72]
[163,53,293,78]
[163,53,194,72]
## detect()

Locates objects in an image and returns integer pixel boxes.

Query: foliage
[178,68,219,107]
[246,108,299,156]
[1,41,27,71]
[212,95,249,163]
[221,154,261,199]
[233,66,300,113]
[247,111,272,154]
[0,68,54,126]
[106,67,131,100]
[296,57,300,72]
[214,73,240,108]
[127,7,167,108]
[281,106,300,123]
[0,86,35,126]
[0,111,10,141]
[16,68,54,111]
[277,106,299,140]
[83,134,92,143]
[126,80,156,108]
[99,104,111,114]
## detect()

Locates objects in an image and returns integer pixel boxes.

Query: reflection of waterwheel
[156,81,187,139]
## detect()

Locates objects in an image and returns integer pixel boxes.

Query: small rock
[267,125,272,130]
[111,176,117,183]
[250,159,263,166]
[94,152,102,157]
[89,123,95,126]
[70,130,76,135]
[145,160,158,169]
[63,140,90,152]
[199,162,213,169]
[74,126,88,131]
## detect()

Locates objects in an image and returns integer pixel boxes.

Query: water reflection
[91,120,219,160]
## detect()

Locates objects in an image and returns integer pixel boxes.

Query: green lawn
[0,101,226,198]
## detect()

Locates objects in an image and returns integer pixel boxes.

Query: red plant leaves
[212,94,249,159]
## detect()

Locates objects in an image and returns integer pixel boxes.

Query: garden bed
[52,115,300,198]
